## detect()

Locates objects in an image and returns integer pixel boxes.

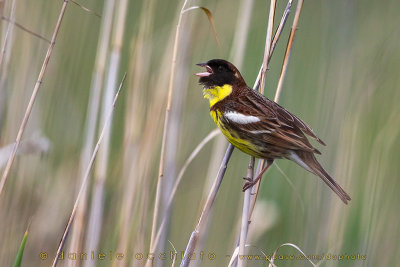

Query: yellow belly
[210,110,261,157]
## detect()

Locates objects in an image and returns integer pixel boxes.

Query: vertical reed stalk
[237,157,254,267]
[247,0,294,225]
[158,8,198,261]
[114,0,155,264]
[0,0,16,68]
[259,0,276,94]
[147,1,189,265]
[84,0,128,265]
[51,74,126,267]
[249,0,304,222]
[237,2,276,266]
[0,0,69,197]
[0,0,17,133]
[243,1,305,261]
[234,1,297,266]
[66,0,116,265]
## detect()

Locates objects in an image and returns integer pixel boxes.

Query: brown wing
[221,87,325,156]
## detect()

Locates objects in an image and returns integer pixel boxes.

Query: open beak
[195,63,213,77]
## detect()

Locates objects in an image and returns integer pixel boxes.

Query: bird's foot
[242,177,257,192]
[242,176,252,182]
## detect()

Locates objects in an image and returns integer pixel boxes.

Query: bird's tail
[288,151,351,204]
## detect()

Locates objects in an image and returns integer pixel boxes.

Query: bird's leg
[242,160,273,191]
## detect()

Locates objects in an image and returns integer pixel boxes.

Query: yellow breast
[203,84,232,107]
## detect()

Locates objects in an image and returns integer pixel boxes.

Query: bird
[195,59,351,204]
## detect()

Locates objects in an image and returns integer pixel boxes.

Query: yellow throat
[203,84,232,107]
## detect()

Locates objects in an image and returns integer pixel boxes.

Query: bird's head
[195,59,245,88]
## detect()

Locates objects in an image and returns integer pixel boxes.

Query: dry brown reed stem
[275,0,303,101]
[236,75,267,267]
[246,0,293,198]
[251,1,304,221]
[180,144,234,267]
[226,4,294,257]
[148,0,189,262]
[51,73,126,267]
[253,0,292,90]
[269,0,293,62]
[249,0,304,220]
[238,2,276,266]
[67,0,116,263]
[247,0,294,223]
[232,5,294,257]
[151,129,221,252]
[233,2,297,266]
[259,0,276,94]
[0,0,69,198]
[1,16,51,43]
[0,16,51,43]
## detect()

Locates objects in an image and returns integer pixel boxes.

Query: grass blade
[13,229,28,267]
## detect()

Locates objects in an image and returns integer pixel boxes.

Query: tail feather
[288,151,351,204]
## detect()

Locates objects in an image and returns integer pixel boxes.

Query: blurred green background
[0,0,399,266]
